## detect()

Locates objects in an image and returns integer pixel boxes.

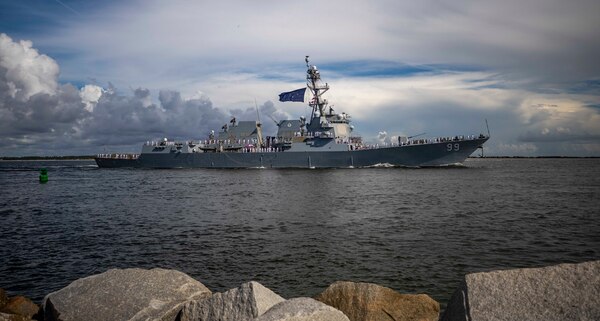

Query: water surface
[1,158,598,306]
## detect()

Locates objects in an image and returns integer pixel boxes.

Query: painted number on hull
[447,143,460,152]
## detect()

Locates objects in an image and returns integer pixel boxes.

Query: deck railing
[96,154,139,159]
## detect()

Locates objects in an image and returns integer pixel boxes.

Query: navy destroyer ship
[95,57,489,168]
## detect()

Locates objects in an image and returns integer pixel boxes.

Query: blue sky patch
[320,60,432,77]
[568,79,600,95]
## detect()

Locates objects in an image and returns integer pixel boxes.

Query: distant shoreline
[0,155,598,160]
[0,156,95,161]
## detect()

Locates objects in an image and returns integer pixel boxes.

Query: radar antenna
[305,57,330,125]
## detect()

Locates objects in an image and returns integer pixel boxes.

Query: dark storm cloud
[0,69,87,137]
[157,90,228,138]
[1,31,298,155]
[0,78,285,154]
[76,87,259,146]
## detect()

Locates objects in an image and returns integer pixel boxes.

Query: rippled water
[1,158,599,307]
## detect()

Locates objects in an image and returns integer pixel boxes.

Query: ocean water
[0,158,599,306]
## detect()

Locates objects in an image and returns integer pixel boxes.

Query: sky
[0,0,599,156]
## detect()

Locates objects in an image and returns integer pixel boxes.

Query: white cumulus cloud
[79,84,103,112]
[0,33,59,101]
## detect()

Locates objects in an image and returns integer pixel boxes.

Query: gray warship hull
[95,58,490,169]
[95,137,487,169]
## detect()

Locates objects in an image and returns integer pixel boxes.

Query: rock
[441,260,600,321]
[315,281,439,321]
[176,281,285,321]
[0,289,8,310]
[0,296,39,319]
[43,268,211,321]
[0,312,32,321]
[256,297,349,321]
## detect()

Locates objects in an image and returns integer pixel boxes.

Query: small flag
[279,88,306,102]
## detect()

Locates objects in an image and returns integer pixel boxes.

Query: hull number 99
[447,143,460,152]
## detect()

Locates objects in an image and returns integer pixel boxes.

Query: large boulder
[256,297,349,321]
[43,268,211,321]
[176,281,285,321]
[315,281,439,321]
[441,260,600,321]
[0,296,39,320]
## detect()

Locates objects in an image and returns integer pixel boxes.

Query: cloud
[516,96,600,144]
[377,131,397,145]
[496,143,538,155]
[76,88,228,146]
[228,100,292,137]
[79,84,102,112]
[0,33,59,100]
[31,0,599,94]
[378,0,600,84]
[518,128,600,143]
[0,33,288,155]
[0,34,86,142]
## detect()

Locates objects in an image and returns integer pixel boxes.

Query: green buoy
[39,168,48,183]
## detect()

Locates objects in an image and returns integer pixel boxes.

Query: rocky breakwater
[36,268,438,321]
[4,260,598,321]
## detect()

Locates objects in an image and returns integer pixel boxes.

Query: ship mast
[305,56,329,125]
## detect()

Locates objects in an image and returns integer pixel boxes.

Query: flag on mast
[279,88,306,102]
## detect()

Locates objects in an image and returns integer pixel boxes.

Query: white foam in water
[369,163,395,168]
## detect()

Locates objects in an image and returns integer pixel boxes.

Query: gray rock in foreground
[176,281,285,321]
[256,297,350,321]
[43,268,211,321]
[441,260,600,321]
